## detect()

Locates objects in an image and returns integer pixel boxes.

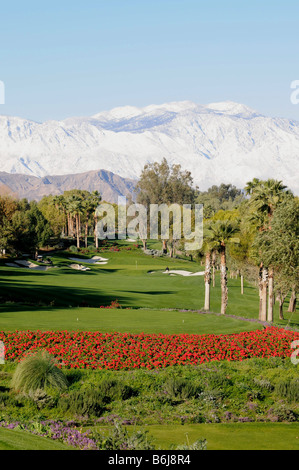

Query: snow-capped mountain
[0,100,298,194]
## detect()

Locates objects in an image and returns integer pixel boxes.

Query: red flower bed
[0,327,298,370]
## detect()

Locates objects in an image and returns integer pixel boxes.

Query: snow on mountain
[0,100,298,194]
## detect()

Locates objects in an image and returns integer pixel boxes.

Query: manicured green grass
[1,247,298,333]
[142,423,299,450]
[0,250,248,313]
[0,427,73,450]
[0,306,263,334]
[1,424,298,450]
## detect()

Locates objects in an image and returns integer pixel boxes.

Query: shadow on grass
[0,267,121,278]
[125,290,177,296]
[0,279,129,309]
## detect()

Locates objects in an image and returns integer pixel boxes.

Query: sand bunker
[69,256,108,265]
[6,260,51,271]
[69,264,91,271]
[163,270,205,277]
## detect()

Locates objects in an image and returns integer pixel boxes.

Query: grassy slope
[0,428,73,450]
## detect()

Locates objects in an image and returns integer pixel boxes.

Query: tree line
[135,159,298,320]
[0,189,101,256]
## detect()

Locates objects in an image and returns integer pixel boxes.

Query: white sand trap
[69,264,91,271]
[163,270,205,277]
[127,238,138,242]
[69,256,108,265]
[8,260,51,271]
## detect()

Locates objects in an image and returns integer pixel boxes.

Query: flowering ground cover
[1,327,298,370]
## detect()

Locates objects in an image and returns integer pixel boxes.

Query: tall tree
[136,158,196,253]
[206,220,239,314]
[245,179,292,321]
[254,196,299,321]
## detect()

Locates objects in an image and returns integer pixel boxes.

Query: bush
[253,378,274,391]
[267,404,298,422]
[69,245,78,253]
[164,378,201,400]
[206,372,232,389]
[98,379,135,402]
[177,438,207,450]
[95,421,156,450]
[65,369,83,386]
[27,389,57,409]
[11,351,68,394]
[58,389,105,417]
[275,379,299,403]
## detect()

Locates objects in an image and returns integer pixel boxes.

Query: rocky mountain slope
[0,100,298,194]
[0,169,136,202]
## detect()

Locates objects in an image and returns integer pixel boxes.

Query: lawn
[0,427,73,450]
[0,247,297,330]
[142,423,299,450]
[1,423,298,450]
[0,244,298,451]
[0,306,263,334]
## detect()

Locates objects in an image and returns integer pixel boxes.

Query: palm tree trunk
[212,251,216,288]
[142,239,147,251]
[258,264,263,320]
[204,252,211,311]
[220,245,228,315]
[76,214,80,248]
[85,222,88,248]
[94,216,99,249]
[261,266,268,322]
[267,267,274,322]
[162,240,167,254]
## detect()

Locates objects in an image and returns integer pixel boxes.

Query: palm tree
[207,220,239,315]
[202,227,218,311]
[52,195,68,237]
[245,179,290,322]
[66,195,84,249]
[82,191,101,248]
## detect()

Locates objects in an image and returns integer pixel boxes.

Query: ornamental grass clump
[11,350,68,394]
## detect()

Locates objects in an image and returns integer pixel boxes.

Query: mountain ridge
[0,169,137,202]
[0,100,298,194]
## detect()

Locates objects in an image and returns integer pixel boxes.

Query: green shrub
[177,437,207,450]
[253,378,274,391]
[275,379,299,403]
[164,378,201,400]
[0,391,24,408]
[98,379,135,402]
[206,372,232,389]
[95,421,156,450]
[246,389,265,401]
[27,389,57,409]
[0,391,11,405]
[58,389,105,417]
[267,404,298,422]
[11,351,68,394]
[65,369,83,386]
[69,245,78,253]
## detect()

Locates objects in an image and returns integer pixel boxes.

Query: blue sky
[0,0,299,122]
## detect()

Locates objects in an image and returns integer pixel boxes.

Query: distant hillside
[0,169,137,203]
